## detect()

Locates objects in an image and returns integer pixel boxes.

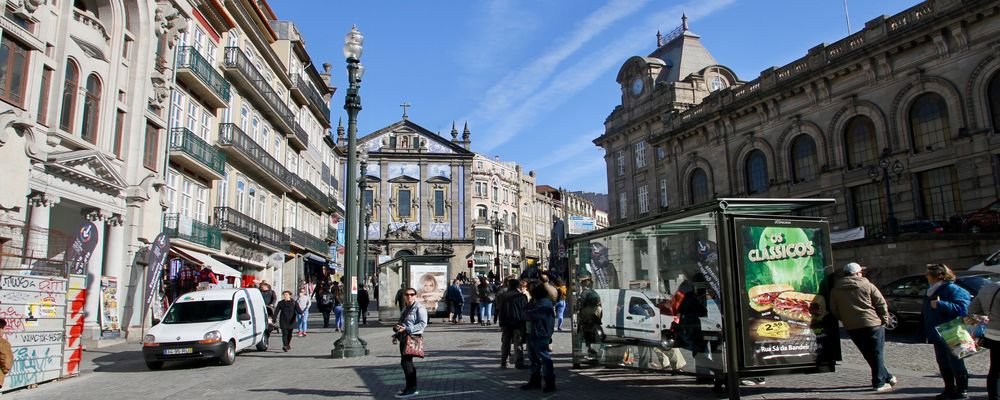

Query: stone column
[646,236,661,293]
[81,208,109,339]
[24,192,59,268]
[103,214,125,334]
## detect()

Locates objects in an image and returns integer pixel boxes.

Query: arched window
[990,72,1000,132]
[790,135,818,182]
[689,168,709,205]
[844,116,878,168]
[511,213,518,229]
[476,205,488,222]
[262,127,270,153]
[81,74,101,144]
[235,179,246,213]
[909,93,950,152]
[59,60,79,132]
[744,150,769,194]
[250,116,260,142]
[239,106,249,132]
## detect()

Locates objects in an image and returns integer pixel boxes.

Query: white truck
[142,288,270,369]
[594,289,674,348]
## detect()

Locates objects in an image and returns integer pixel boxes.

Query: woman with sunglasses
[393,287,427,399]
[923,263,972,400]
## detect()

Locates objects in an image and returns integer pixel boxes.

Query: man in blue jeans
[830,262,898,392]
[521,282,556,393]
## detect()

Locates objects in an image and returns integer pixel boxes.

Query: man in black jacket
[496,278,528,369]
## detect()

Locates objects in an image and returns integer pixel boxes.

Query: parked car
[897,219,945,234]
[142,288,270,370]
[969,249,1000,272]
[962,199,1000,233]
[880,270,1000,331]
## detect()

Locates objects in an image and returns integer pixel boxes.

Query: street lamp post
[868,148,905,236]
[333,25,369,358]
[491,211,504,279]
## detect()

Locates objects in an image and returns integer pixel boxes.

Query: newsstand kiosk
[568,198,841,399]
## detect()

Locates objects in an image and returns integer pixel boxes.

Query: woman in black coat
[274,290,301,352]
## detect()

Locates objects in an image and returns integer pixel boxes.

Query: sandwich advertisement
[734,217,833,368]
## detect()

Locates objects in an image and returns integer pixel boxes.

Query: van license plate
[164,348,193,355]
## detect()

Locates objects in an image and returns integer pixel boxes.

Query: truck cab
[142,288,270,370]
[595,289,673,348]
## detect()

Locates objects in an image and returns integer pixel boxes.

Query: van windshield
[162,300,232,324]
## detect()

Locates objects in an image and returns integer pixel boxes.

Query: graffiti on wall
[0,274,68,391]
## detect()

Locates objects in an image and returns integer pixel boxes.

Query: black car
[880,270,1000,331]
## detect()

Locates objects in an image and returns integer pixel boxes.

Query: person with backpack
[317,284,335,328]
[445,279,464,324]
[477,276,496,326]
[496,278,527,368]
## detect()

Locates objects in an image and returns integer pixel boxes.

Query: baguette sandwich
[747,283,794,312]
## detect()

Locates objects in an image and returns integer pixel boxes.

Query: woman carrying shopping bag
[923,263,972,400]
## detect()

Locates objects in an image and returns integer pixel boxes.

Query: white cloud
[539,152,609,193]
[526,129,605,171]
[474,0,736,152]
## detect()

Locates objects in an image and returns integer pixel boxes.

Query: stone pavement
[2,312,991,399]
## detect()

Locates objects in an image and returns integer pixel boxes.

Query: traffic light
[467,259,473,269]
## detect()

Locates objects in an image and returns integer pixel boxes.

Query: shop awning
[211,252,268,270]
[172,247,243,278]
[304,252,327,264]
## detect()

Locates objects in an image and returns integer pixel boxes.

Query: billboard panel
[409,264,447,314]
[734,217,835,369]
[568,215,596,235]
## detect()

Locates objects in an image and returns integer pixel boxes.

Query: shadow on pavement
[248,388,370,397]
[90,350,223,373]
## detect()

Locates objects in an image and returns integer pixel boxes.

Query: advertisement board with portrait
[410,263,447,314]
[734,217,837,369]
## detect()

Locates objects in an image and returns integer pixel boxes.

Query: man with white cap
[830,262,897,392]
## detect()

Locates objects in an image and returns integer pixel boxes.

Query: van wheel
[256,333,269,351]
[970,225,983,234]
[660,333,675,349]
[145,361,163,370]
[219,340,236,365]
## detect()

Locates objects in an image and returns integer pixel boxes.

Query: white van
[594,289,674,348]
[142,288,270,369]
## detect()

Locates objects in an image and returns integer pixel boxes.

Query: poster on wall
[100,276,120,338]
[735,217,834,368]
[65,221,99,275]
[409,264,446,314]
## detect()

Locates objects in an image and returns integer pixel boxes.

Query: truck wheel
[219,340,236,365]
[256,333,269,351]
[145,361,163,370]
[660,333,675,349]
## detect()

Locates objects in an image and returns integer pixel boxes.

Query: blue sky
[269,0,918,194]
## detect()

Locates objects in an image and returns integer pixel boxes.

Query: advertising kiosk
[377,254,453,322]
[568,198,841,399]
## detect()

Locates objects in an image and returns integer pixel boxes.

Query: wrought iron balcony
[214,207,289,251]
[175,46,230,108]
[217,123,290,192]
[288,174,331,213]
[169,127,225,179]
[326,225,338,243]
[164,213,222,250]
[221,47,296,133]
[289,121,308,151]
[288,227,329,256]
[291,73,331,125]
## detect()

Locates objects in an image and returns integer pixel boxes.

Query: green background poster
[735,218,832,368]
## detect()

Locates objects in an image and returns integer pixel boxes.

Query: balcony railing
[293,73,331,124]
[290,121,309,150]
[288,227,329,256]
[217,123,289,189]
[170,127,225,177]
[164,214,221,250]
[214,207,289,251]
[326,225,338,243]
[176,46,231,104]
[222,47,296,132]
[290,174,331,212]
